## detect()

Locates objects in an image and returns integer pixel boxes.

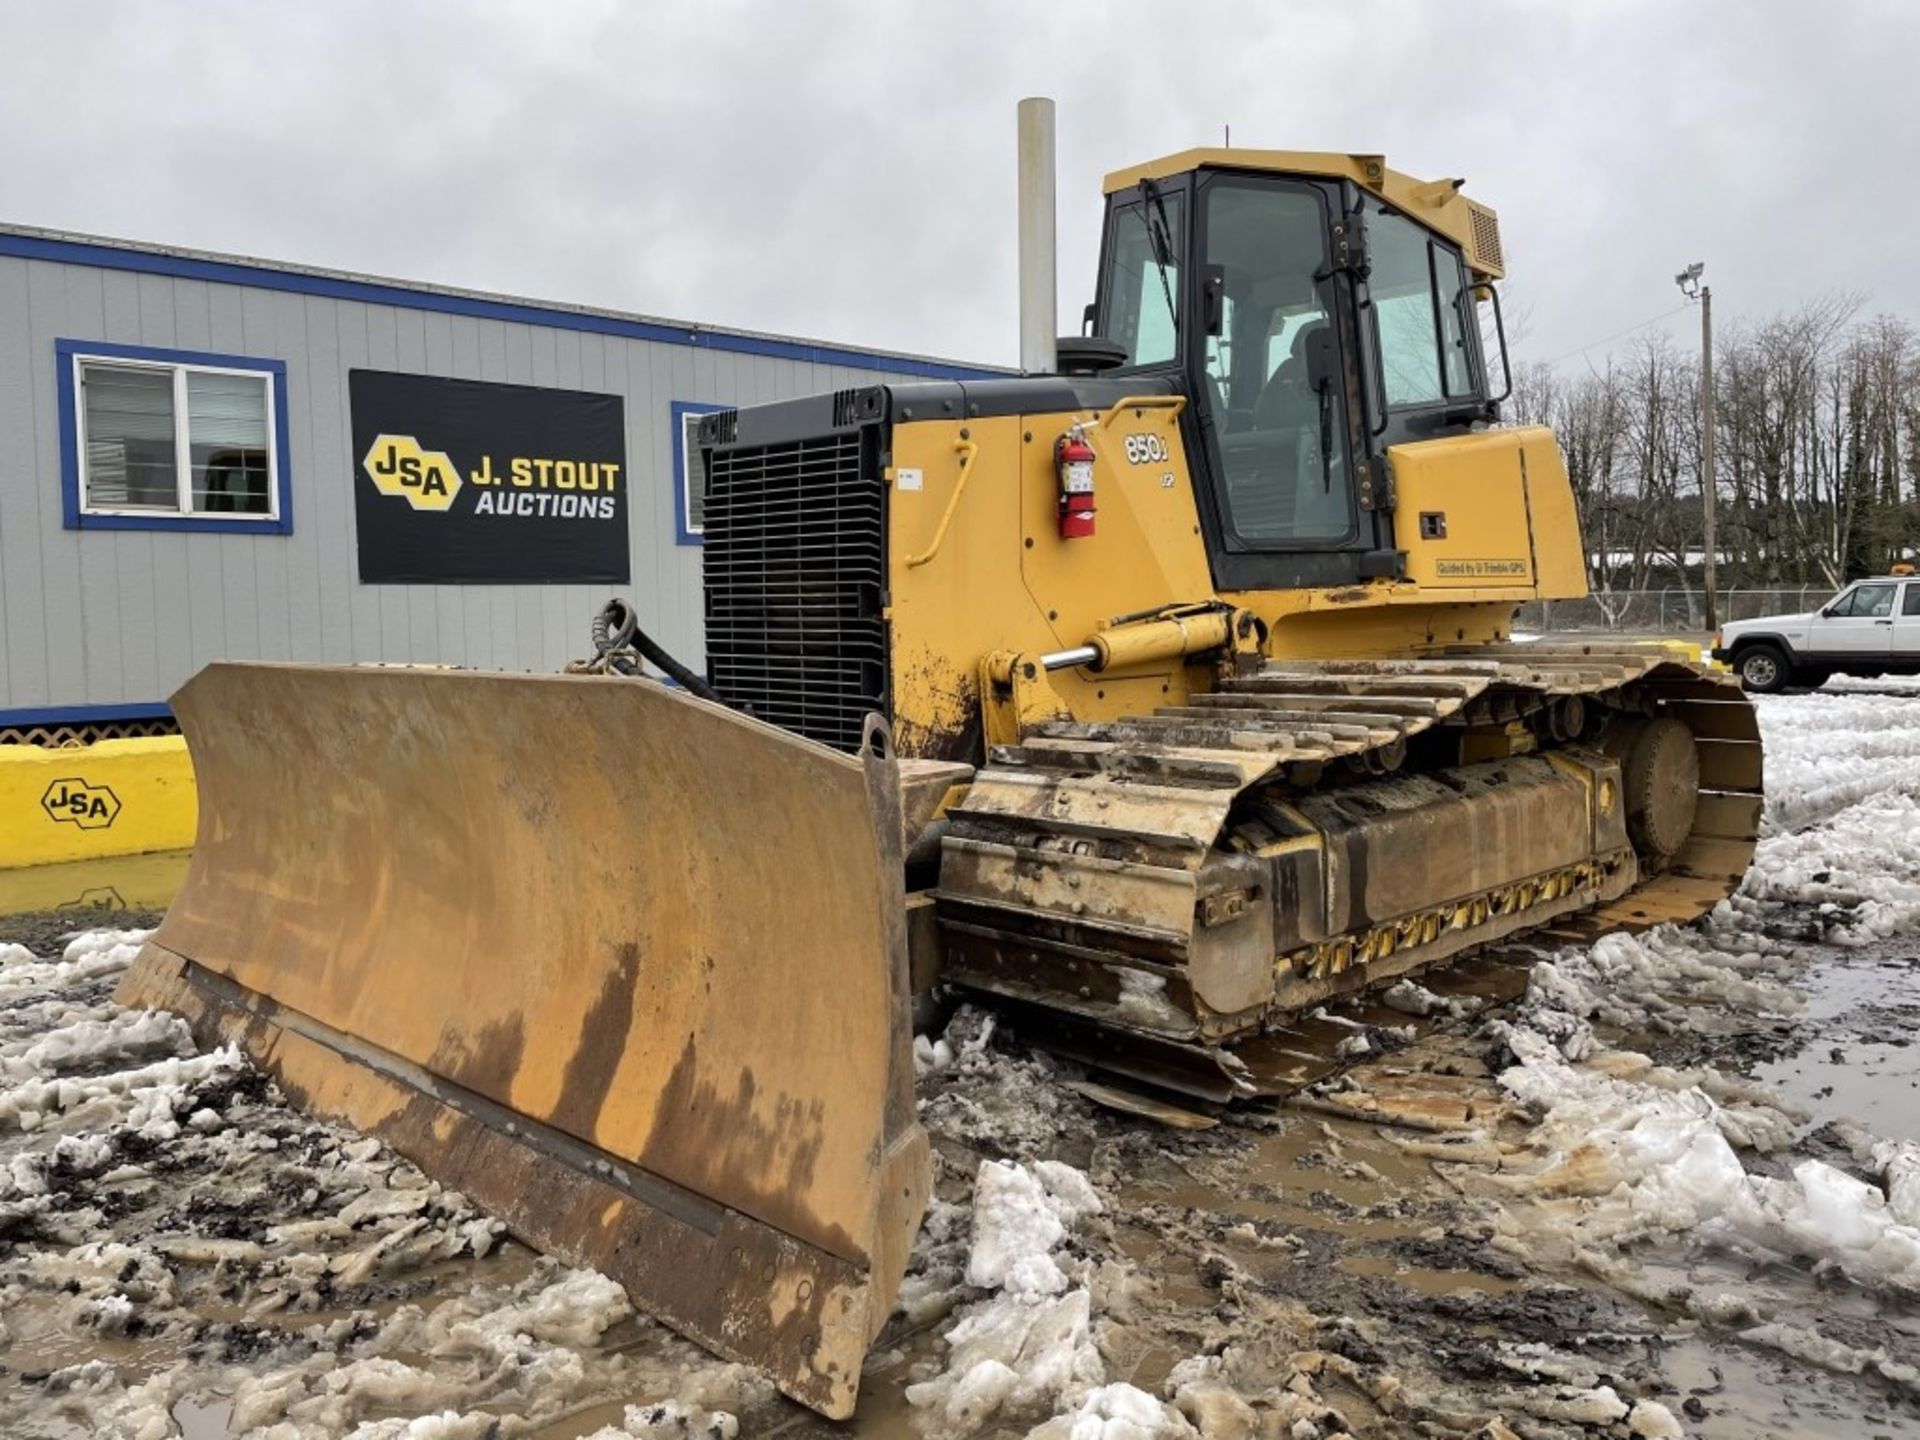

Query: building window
[671,399,725,546]
[58,340,293,533]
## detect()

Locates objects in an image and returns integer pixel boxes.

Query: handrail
[903,439,979,569]
[1097,395,1187,430]
[1483,281,1515,405]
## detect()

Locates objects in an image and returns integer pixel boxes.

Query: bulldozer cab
[1091,152,1506,592]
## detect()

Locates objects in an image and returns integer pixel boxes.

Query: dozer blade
[116,662,928,1420]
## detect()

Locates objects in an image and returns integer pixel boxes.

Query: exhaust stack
[1017,97,1057,375]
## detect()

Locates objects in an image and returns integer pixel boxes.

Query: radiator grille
[703,427,888,753]
[1466,201,1504,273]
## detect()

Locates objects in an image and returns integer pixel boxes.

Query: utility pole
[1676,262,1719,631]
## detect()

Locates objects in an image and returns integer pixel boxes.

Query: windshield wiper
[1317,383,1334,492]
[1138,177,1179,340]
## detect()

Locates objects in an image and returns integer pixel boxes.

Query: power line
[1533,303,1692,368]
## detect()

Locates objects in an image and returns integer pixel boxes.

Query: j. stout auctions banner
[350,370,630,583]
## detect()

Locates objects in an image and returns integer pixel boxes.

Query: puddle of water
[844,1325,945,1440]
[0,848,189,919]
[1663,1332,1919,1438]
[1757,952,1920,1143]
[1334,1250,1520,1297]
[0,1242,560,1439]
[172,1395,235,1440]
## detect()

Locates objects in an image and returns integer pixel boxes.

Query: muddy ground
[859,928,1920,1440]
[0,912,1913,1439]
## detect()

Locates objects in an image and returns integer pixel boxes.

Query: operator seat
[1253,323,1326,432]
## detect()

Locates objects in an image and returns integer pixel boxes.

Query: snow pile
[906,1159,1111,1438]
[915,1033,956,1075]
[1739,690,1920,938]
[1490,940,1920,1294]
[343,1415,505,1440]
[0,926,153,997]
[223,1264,647,1432]
[1381,978,1481,1020]
[1874,1138,1920,1227]
[1509,922,1799,1055]
[0,1042,245,1135]
[1742,786,1920,940]
[1756,689,1920,834]
[966,1159,1102,1295]
[576,1400,742,1439]
[1738,1320,1920,1393]
[1028,1381,1195,1440]
[916,1006,1084,1154]
[895,1191,976,1326]
[1113,969,1187,1030]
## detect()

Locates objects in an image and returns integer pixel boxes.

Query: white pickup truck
[1712,570,1920,691]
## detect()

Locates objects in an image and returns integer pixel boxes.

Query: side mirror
[1202,265,1227,337]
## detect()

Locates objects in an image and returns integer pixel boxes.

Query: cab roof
[1102,147,1506,283]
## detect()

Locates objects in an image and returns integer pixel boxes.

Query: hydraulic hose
[591,597,725,705]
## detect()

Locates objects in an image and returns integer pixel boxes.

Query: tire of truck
[1736,643,1790,694]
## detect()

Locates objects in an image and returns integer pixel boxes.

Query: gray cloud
[4,0,1915,369]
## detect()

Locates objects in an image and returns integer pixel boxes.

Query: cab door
[1892,581,1920,665]
[1811,582,1897,661]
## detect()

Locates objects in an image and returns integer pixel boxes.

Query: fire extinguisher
[1055,424,1096,539]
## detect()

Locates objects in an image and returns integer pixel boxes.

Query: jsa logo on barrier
[364,435,464,512]
[41,778,121,830]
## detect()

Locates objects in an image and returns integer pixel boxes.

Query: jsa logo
[41,778,121,830]
[364,435,463,512]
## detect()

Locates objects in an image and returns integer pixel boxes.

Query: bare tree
[1510,292,1917,598]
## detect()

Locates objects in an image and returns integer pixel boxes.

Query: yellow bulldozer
[118,109,1762,1420]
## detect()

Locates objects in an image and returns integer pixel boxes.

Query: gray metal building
[0,223,995,733]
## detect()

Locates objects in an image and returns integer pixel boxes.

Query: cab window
[1198,178,1351,545]
[1104,196,1182,367]
[1829,584,1896,618]
[1904,584,1920,617]
[1367,207,1479,408]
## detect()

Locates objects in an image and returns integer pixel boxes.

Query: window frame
[671,399,726,546]
[1361,204,1486,417]
[57,339,293,534]
[1103,194,1185,371]
[1827,583,1896,618]
[1190,170,1360,553]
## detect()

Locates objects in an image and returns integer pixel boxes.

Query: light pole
[1676,262,1719,632]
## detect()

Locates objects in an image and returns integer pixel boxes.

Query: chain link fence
[1513,587,1833,636]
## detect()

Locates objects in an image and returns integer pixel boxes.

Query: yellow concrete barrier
[0,737,196,869]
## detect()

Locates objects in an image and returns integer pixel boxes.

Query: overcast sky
[4,1,1915,373]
